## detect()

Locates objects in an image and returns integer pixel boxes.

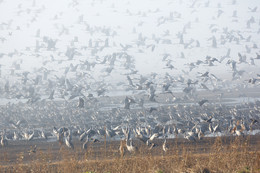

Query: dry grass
[0,136,259,173]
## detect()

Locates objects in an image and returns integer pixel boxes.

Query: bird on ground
[79,131,87,141]
[149,133,159,142]
[198,129,204,140]
[65,133,74,149]
[148,142,158,150]
[126,139,138,153]
[250,119,258,131]
[41,130,47,139]
[184,133,196,141]
[162,139,169,152]
[82,136,89,150]
[29,145,37,155]
[91,138,100,143]
[250,119,258,126]
[122,127,130,141]
[213,124,221,133]
[24,131,34,141]
[1,135,8,147]
[209,123,213,133]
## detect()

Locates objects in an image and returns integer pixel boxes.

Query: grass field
[0,135,259,173]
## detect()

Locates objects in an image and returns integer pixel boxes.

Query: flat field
[0,135,259,173]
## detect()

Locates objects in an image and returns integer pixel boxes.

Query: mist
[0,0,260,163]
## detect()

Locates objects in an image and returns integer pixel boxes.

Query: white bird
[213,124,221,133]
[13,131,20,141]
[149,133,159,142]
[185,134,196,142]
[82,136,89,150]
[122,127,130,141]
[126,140,137,153]
[24,131,34,141]
[1,135,8,147]
[65,136,74,149]
[162,139,169,152]
[79,131,87,141]
[235,129,243,136]
[209,123,213,133]
[198,130,204,140]
[41,131,47,139]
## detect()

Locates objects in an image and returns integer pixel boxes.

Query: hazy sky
[0,0,260,85]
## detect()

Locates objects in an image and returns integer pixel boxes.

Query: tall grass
[0,136,259,173]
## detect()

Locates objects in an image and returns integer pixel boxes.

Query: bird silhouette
[77,97,84,108]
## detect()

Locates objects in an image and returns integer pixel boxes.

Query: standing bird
[250,119,258,126]
[122,127,130,141]
[149,133,159,142]
[213,124,221,133]
[58,132,64,146]
[1,135,8,147]
[198,129,204,140]
[250,119,258,131]
[82,136,89,150]
[65,133,74,149]
[185,133,196,142]
[126,139,137,153]
[41,130,47,139]
[209,123,213,133]
[162,139,169,152]
[24,131,34,141]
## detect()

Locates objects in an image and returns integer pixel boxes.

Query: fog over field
[0,0,260,155]
[0,0,260,86]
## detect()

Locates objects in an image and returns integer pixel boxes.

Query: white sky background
[0,0,260,91]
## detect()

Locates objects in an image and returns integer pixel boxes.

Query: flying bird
[198,99,209,106]
[78,97,84,108]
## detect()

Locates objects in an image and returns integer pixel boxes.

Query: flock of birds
[0,0,260,154]
[0,99,259,154]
